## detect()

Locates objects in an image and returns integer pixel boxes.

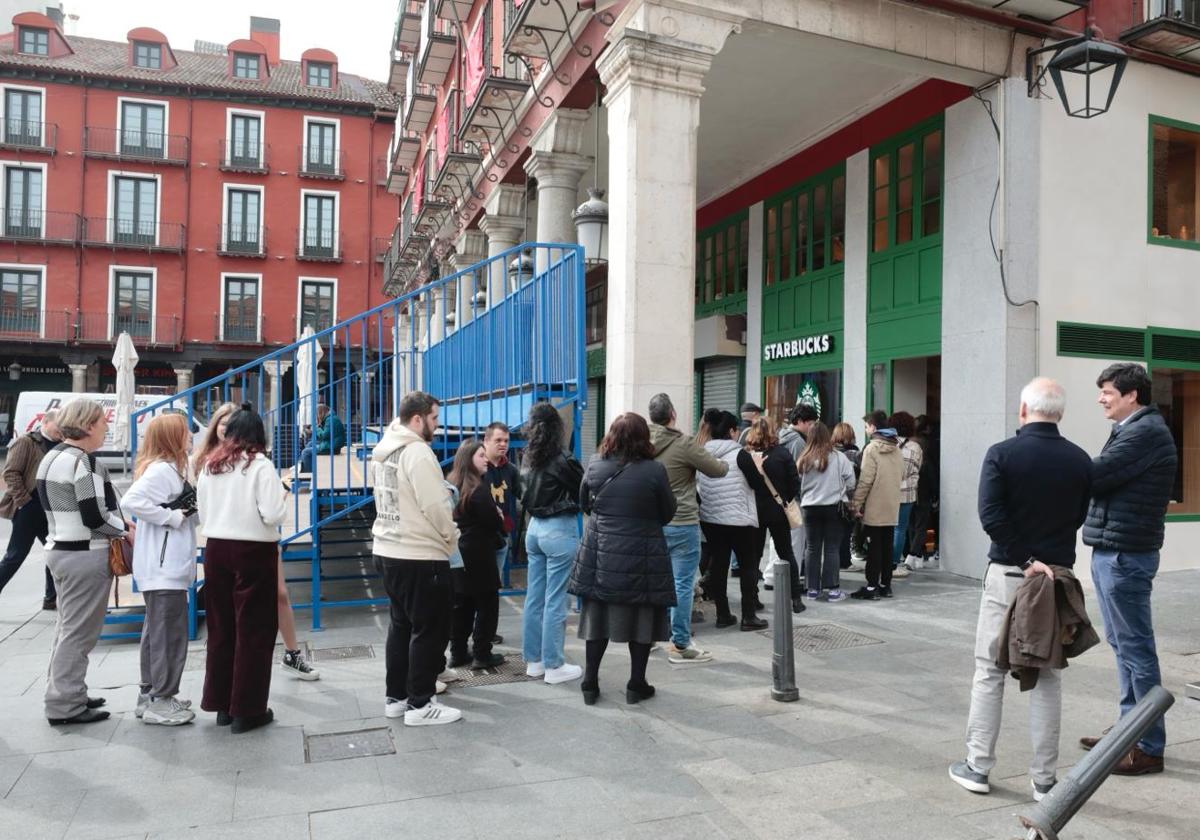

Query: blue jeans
[1091,549,1166,757]
[664,524,701,649]
[297,445,315,474]
[523,515,578,670]
[495,543,509,585]
[893,502,913,565]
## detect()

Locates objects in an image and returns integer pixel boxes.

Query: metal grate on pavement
[758,622,884,653]
[304,727,395,763]
[449,652,537,687]
[309,644,375,662]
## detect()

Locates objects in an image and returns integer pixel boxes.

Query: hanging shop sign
[763,333,833,362]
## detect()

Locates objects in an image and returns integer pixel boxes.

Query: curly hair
[523,402,565,470]
[599,412,654,463]
[888,411,916,438]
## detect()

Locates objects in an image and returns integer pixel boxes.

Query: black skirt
[577,598,670,644]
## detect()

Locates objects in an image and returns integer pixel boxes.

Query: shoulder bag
[753,454,803,529]
[835,452,856,526]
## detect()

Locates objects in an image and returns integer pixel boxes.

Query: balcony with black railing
[418,3,457,85]
[74,311,181,347]
[299,146,345,180]
[218,223,267,257]
[83,126,189,165]
[1122,1,1200,59]
[0,119,56,153]
[215,312,265,344]
[296,230,343,262]
[0,308,71,342]
[0,209,80,244]
[404,57,438,133]
[82,217,187,252]
[394,0,424,52]
[219,139,269,173]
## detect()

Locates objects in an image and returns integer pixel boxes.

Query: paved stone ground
[0,516,1197,840]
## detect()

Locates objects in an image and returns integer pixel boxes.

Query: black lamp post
[1027,29,1128,119]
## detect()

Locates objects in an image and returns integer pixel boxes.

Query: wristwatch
[1020,556,1036,571]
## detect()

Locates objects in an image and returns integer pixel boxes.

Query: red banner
[464,20,486,109]
[437,105,450,167]
[413,154,424,215]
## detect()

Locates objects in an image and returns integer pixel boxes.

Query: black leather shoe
[471,653,506,669]
[42,598,56,611]
[715,614,737,628]
[216,711,233,726]
[492,634,504,645]
[740,615,768,631]
[581,682,599,706]
[791,596,806,614]
[48,708,110,726]
[878,585,894,598]
[448,652,472,669]
[625,681,656,704]
[85,697,106,709]
[849,586,879,601]
[230,708,274,734]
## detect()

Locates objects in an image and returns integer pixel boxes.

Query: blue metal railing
[124,243,586,632]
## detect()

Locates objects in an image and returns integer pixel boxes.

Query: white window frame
[0,261,47,338]
[298,188,340,258]
[106,170,163,245]
[219,272,263,342]
[0,83,47,146]
[223,107,266,168]
[221,183,265,253]
[107,264,158,343]
[116,96,171,160]
[0,160,48,237]
[296,276,338,342]
[301,115,341,174]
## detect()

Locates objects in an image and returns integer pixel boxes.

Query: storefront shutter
[700,357,742,416]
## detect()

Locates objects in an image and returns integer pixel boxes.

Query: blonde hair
[192,402,238,475]
[831,422,856,449]
[743,417,778,452]
[56,399,105,441]
[135,413,190,479]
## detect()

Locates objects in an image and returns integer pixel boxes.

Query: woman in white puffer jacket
[696,409,764,631]
[121,413,198,727]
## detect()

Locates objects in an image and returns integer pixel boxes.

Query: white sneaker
[525,661,546,678]
[848,555,866,572]
[384,697,408,718]
[892,564,911,578]
[438,669,461,683]
[667,644,713,664]
[135,691,150,719]
[544,663,582,684]
[404,697,462,727]
[142,697,196,726]
[435,680,447,695]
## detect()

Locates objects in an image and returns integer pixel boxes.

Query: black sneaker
[878,585,894,598]
[791,596,806,614]
[471,653,506,669]
[42,598,56,611]
[848,586,879,600]
[230,708,274,735]
[448,652,473,669]
[715,614,737,628]
[281,649,320,681]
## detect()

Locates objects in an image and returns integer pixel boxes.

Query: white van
[13,392,207,471]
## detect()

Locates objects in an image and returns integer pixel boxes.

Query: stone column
[744,201,765,406]
[525,109,592,274]
[69,363,89,393]
[451,229,488,327]
[173,365,195,394]
[264,359,292,454]
[479,184,525,308]
[597,18,735,431]
[842,149,870,431]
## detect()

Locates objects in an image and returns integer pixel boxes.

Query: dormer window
[233,52,260,79]
[133,41,162,69]
[19,27,50,56]
[307,61,333,88]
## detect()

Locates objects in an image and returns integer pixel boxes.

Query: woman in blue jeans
[520,403,584,685]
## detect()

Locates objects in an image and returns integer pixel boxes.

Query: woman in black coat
[569,412,677,706]
[743,418,805,613]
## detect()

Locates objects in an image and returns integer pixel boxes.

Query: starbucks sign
[763,333,833,362]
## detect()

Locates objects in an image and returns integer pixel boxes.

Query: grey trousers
[965,563,1063,785]
[139,589,189,699]
[44,547,112,720]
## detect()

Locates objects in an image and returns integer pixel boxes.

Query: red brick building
[0,10,397,423]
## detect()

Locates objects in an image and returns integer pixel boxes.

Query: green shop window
[695,211,749,316]
[1148,115,1200,249]
[872,122,942,253]
[765,167,845,286]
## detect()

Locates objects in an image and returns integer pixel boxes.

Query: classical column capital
[529,108,590,157]
[597,27,726,104]
[478,212,524,247]
[524,150,592,192]
[484,183,526,220]
[264,359,292,378]
[452,229,489,269]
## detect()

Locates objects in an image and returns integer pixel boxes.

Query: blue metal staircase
[125,243,586,634]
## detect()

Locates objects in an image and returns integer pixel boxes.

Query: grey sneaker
[1032,778,1056,802]
[143,697,196,727]
[135,691,150,719]
[667,644,713,664]
[826,589,847,602]
[948,760,989,794]
[281,649,320,681]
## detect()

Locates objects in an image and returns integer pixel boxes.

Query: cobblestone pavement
[1,517,1197,840]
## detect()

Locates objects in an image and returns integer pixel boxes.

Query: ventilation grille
[1152,332,1200,366]
[1057,323,1144,359]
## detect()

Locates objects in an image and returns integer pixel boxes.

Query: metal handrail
[0,209,80,242]
[83,126,189,163]
[1145,0,1200,24]
[0,119,57,151]
[298,145,346,178]
[219,223,267,256]
[82,217,186,250]
[219,138,268,171]
[295,230,343,261]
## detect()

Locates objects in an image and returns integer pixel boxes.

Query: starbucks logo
[797,381,821,419]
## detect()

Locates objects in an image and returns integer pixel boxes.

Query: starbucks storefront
[762,332,842,427]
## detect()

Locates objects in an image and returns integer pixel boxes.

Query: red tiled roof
[0,33,399,112]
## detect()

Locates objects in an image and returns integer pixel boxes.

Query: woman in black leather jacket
[743,418,806,613]
[569,412,677,706]
[519,403,585,686]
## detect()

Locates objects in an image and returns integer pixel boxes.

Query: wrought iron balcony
[373,236,390,262]
[0,119,56,153]
[82,217,186,252]
[394,0,424,52]
[83,126,189,164]
[0,209,80,244]
[219,139,268,173]
[1121,1,1200,60]
[218,223,267,257]
[215,312,265,344]
[74,311,181,347]
[0,308,71,342]
[299,146,345,179]
[435,0,472,23]
[432,137,483,206]
[418,3,457,85]
[296,230,343,262]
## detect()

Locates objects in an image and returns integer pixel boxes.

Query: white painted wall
[842,150,869,433]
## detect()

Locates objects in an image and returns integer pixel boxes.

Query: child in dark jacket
[447,439,506,669]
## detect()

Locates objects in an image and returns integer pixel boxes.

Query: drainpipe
[182,94,193,350]
[367,113,376,312]
[75,79,87,325]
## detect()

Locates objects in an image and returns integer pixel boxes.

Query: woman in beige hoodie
[850,412,903,600]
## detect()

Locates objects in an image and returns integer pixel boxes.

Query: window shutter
[1151,331,1200,367]
[1056,323,1144,360]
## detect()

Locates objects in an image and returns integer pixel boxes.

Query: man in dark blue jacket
[1080,363,1177,776]
[949,378,1092,803]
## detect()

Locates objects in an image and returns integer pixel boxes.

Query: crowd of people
[0,361,1176,793]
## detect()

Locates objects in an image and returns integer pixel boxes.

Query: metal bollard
[771,556,799,702]
[1018,685,1175,840]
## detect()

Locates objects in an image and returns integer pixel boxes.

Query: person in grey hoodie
[797,422,856,602]
[697,410,765,630]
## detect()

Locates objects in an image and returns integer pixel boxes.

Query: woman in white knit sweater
[196,405,288,734]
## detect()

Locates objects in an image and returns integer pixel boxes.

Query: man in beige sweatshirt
[371,391,461,727]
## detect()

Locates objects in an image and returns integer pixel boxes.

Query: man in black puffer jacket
[1080,363,1177,777]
